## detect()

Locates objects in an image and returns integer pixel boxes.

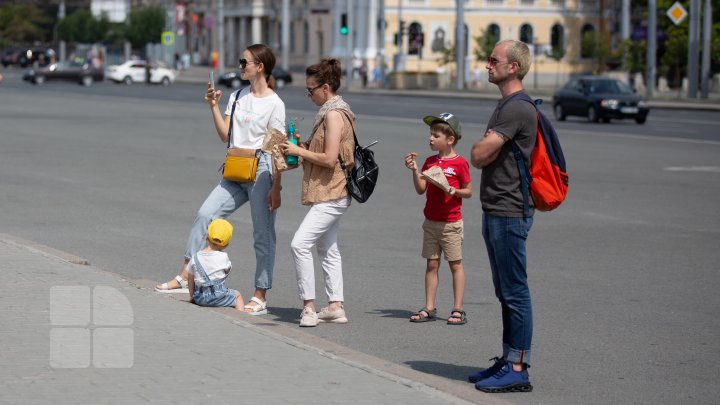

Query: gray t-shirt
[480,91,538,217]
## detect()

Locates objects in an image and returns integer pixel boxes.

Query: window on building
[550,24,564,49]
[487,23,500,42]
[290,21,295,53]
[520,0,535,5]
[520,24,533,44]
[407,22,424,57]
[580,24,595,58]
[303,21,309,53]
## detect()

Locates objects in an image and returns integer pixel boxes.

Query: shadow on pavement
[367,308,414,319]
[405,360,479,383]
[268,306,301,324]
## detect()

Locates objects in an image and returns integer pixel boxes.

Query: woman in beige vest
[281,58,355,327]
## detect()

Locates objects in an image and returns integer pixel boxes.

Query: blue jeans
[482,213,534,366]
[184,153,276,290]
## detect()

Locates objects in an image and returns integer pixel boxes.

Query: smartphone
[209,71,215,90]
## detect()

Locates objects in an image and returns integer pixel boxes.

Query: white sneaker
[299,306,318,327]
[317,306,348,324]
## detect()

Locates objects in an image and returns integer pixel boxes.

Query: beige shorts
[421,219,464,262]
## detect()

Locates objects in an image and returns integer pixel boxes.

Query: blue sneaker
[474,362,533,393]
[467,357,506,383]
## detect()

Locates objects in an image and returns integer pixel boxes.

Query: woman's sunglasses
[306,83,324,96]
[239,58,261,69]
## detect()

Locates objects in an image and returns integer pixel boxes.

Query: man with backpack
[468,39,537,393]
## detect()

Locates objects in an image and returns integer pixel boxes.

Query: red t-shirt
[421,154,471,222]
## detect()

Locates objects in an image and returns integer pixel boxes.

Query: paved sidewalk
[175,65,720,111]
[0,234,510,405]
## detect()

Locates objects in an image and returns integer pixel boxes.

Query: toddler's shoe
[474,362,533,393]
[317,306,348,324]
[299,306,319,327]
[468,357,506,383]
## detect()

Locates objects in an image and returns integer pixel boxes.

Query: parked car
[552,76,649,124]
[106,60,176,86]
[23,60,104,86]
[218,66,293,89]
[2,47,55,68]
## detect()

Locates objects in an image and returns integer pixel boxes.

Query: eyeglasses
[487,56,512,67]
[306,83,324,96]
[239,58,261,69]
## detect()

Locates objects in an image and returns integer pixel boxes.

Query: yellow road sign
[666,1,688,25]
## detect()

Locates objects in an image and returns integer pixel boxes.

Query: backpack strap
[336,111,358,173]
[501,92,539,218]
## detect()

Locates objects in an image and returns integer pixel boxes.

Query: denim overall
[191,254,237,308]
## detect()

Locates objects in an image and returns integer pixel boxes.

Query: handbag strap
[226,90,243,149]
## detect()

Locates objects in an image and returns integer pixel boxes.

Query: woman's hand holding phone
[204,81,222,107]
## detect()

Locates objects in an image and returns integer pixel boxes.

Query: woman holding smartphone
[156,44,286,316]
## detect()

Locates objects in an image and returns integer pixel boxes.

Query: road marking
[569,128,720,145]
[663,166,720,172]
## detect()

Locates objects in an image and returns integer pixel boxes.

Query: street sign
[666,1,688,25]
[161,31,175,46]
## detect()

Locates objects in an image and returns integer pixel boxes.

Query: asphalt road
[2,72,720,404]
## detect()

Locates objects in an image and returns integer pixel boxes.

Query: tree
[126,6,165,50]
[473,29,498,63]
[57,9,110,44]
[0,4,51,43]
[581,30,611,74]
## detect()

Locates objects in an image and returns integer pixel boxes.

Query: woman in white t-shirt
[156,44,286,316]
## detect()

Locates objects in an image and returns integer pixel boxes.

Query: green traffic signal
[340,13,348,36]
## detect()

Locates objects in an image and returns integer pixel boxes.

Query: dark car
[552,76,649,124]
[2,47,55,68]
[23,60,104,86]
[218,66,293,89]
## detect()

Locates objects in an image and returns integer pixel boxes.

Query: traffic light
[340,13,348,35]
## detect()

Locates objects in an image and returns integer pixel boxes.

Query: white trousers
[291,197,350,302]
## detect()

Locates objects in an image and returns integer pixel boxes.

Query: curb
[175,74,720,111]
[1,233,511,405]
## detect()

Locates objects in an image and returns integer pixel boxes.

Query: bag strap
[226,90,243,149]
[500,92,538,218]
[336,111,359,172]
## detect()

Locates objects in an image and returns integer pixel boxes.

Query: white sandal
[243,296,268,316]
[155,275,189,294]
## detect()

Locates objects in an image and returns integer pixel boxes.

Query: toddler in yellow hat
[187,219,246,310]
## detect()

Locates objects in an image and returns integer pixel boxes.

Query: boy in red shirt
[404,112,473,325]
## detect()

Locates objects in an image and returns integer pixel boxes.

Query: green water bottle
[286,119,299,165]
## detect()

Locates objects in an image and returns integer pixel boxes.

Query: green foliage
[57,9,111,44]
[546,44,566,62]
[126,6,165,49]
[581,30,611,73]
[437,42,456,67]
[0,4,51,42]
[615,39,645,74]
[473,29,498,63]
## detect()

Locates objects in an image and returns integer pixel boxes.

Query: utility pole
[394,0,404,72]
[646,0,656,97]
[455,0,465,90]
[58,0,66,62]
[687,0,700,98]
[621,0,630,40]
[281,0,289,70]
[700,0,712,99]
[217,0,225,73]
[378,0,386,88]
[346,0,353,86]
